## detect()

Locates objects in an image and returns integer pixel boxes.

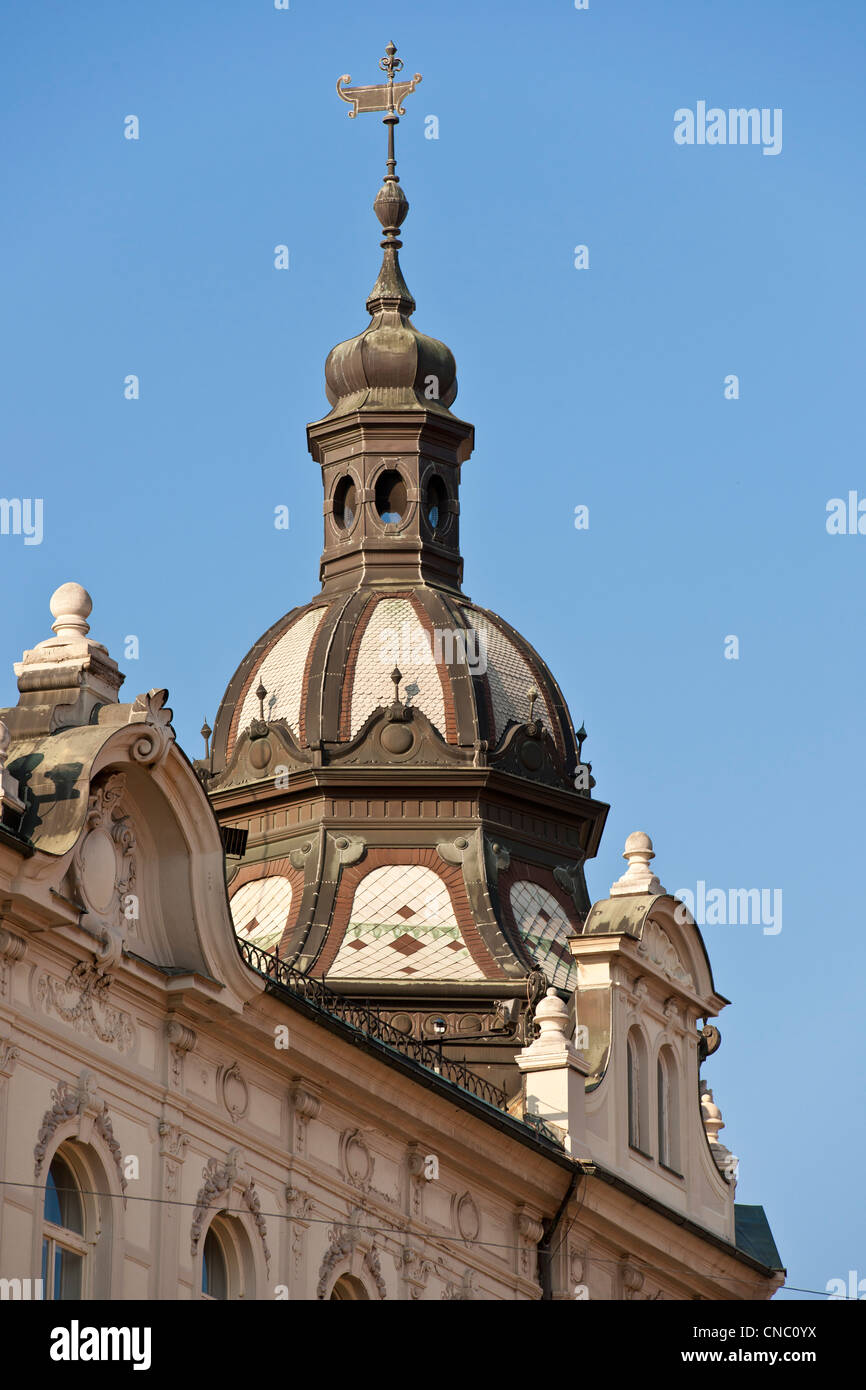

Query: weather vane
[337,41,421,119]
[337,42,421,190]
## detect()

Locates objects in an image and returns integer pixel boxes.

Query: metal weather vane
[336,41,421,120]
[335,42,422,276]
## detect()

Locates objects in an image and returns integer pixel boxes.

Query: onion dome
[322,122,457,416]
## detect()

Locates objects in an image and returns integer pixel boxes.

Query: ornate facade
[0,45,781,1301]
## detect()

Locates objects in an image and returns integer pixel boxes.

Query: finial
[527,685,538,723]
[576,722,587,760]
[700,1083,739,1187]
[336,44,422,317]
[201,718,212,759]
[391,667,403,702]
[49,582,92,642]
[610,831,666,897]
[255,681,268,722]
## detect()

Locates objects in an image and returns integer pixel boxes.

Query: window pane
[46,1155,83,1234]
[203,1228,228,1300]
[44,1171,62,1226]
[57,1247,83,1300]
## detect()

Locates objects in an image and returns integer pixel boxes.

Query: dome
[203,82,606,1006]
[211,588,581,789]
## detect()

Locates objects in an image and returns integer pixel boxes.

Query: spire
[366,43,415,317]
[324,43,456,416]
[308,45,474,595]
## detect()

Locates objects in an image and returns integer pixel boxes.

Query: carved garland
[37,962,135,1053]
[316,1209,387,1300]
[190,1148,271,1274]
[33,1070,127,1199]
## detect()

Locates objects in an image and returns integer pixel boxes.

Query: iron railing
[237,936,509,1112]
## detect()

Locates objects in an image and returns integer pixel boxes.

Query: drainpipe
[537,1169,580,1301]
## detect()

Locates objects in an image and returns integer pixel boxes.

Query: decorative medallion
[452,1191,481,1242]
[219,1062,249,1123]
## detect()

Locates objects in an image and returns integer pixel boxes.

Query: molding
[190,1147,271,1274]
[33,1068,127,1199]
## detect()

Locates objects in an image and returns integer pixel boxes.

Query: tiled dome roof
[212,587,579,783]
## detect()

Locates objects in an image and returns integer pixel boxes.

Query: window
[375,470,407,524]
[333,476,357,530]
[425,475,447,530]
[627,1028,650,1155]
[42,1152,87,1300]
[199,1212,255,1300]
[330,1274,369,1300]
[202,1226,229,1300]
[657,1047,681,1172]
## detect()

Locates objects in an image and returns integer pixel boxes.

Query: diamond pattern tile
[350,598,447,738]
[237,608,327,738]
[230,876,294,952]
[510,880,577,990]
[327,864,484,981]
[461,608,555,742]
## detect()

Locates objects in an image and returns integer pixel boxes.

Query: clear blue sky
[1,0,863,1301]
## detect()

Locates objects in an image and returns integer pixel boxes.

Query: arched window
[626,1028,650,1155]
[200,1212,255,1300]
[657,1047,681,1172]
[330,1274,370,1300]
[42,1150,87,1299]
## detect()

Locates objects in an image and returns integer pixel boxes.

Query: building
[0,47,782,1301]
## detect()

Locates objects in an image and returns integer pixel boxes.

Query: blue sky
[1,0,863,1300]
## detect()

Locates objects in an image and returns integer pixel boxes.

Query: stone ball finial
[49,582,92,641]
[610,830,665,897]
[700,1085,724,1142]
[624,830,653,857]
[534,987,570,1041]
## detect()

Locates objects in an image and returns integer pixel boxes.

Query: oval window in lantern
[426,475,447,530]
[375,470,407,524]
[333,476,357,529]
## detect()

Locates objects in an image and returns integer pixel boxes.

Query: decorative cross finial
[379,40,402,89]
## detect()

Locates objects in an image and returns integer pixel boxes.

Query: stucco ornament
[128,688,175,767]
[316,1207,386,1299]
[637,921,693,988]
[340,1128,375,1190]
[37,960,135,1053]
[71,772,136,965]
[190,1147,271,1273]
[33,1068,127,1198]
